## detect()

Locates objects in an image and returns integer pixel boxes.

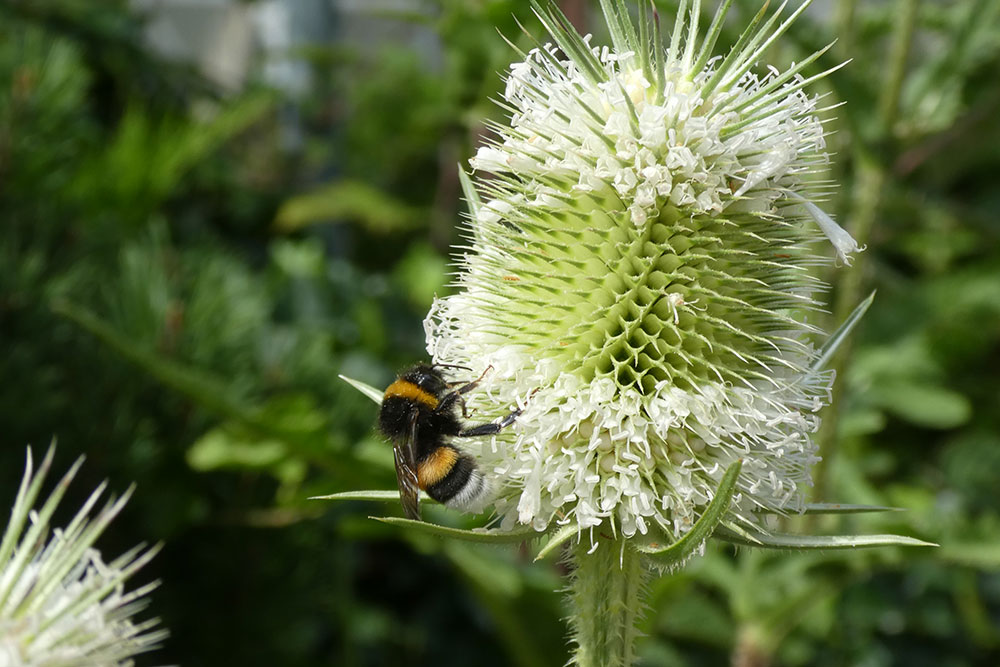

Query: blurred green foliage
[1,0,999,665]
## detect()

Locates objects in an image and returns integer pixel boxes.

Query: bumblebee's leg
[436,365,493,414]
[458,406,522,437]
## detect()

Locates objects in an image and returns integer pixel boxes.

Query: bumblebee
[378,364,520,520]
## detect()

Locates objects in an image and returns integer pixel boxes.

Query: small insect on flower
[378,364,524,520]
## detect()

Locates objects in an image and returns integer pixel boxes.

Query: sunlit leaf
[372,516,541,544]
[274,180,422,233]
[188,429,287,471]
[713,524,937,550]
[310,489,422,503]
[338,374,384,405]
[874,381,972,429]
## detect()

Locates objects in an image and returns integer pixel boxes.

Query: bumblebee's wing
[393,407,422,521]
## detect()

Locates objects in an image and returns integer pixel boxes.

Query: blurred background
[1,0,998,665]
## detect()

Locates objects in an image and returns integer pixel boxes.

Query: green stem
[835,0,858,60]
[878,0,920,131]
[733,627,772,667]
[813,0,920,502]
[568,540,646,667]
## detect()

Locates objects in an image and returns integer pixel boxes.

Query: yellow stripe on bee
[384,379,439,409]
[417,447,459,488]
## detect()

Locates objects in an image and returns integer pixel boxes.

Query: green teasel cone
[425,0,860,547]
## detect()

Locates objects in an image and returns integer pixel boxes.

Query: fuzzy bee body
[378,364,519,520]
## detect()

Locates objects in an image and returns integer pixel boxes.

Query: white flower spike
[425,0,859,545]
[0,447,165,666]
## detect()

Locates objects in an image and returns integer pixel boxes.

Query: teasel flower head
[424,0,863,547]
[0,447,165,666]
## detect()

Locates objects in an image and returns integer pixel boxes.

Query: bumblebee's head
[398,364,450,399]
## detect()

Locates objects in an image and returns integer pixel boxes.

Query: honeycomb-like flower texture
[426,0,858,543]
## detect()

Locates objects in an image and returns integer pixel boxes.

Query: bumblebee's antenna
[432,362,472,372]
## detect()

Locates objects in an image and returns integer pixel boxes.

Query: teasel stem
[814,0,920,500]
[834,0,858,59]
[568,539,646,667]
[733,627,772,667]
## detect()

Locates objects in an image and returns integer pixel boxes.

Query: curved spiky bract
[0,447,165,666]
[426,0,858,543]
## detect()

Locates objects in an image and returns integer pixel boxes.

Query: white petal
[787,190,862,265]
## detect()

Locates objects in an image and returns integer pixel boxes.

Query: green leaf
[874,381,972,430]
[371,516,541,544]
[713,524,937,550]
[534,524,577,561]
[53,300,278,434]
[273,180,422,233]
[68,93,274,217]
[188,426,308,492]
[756,503,904,515]
[635,460,742,568]
[717,517,765,545]
[188,430,287,471]
[310,489,419,503]
[338,374,384,405]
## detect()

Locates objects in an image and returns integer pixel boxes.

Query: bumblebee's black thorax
[379,365,461,455]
